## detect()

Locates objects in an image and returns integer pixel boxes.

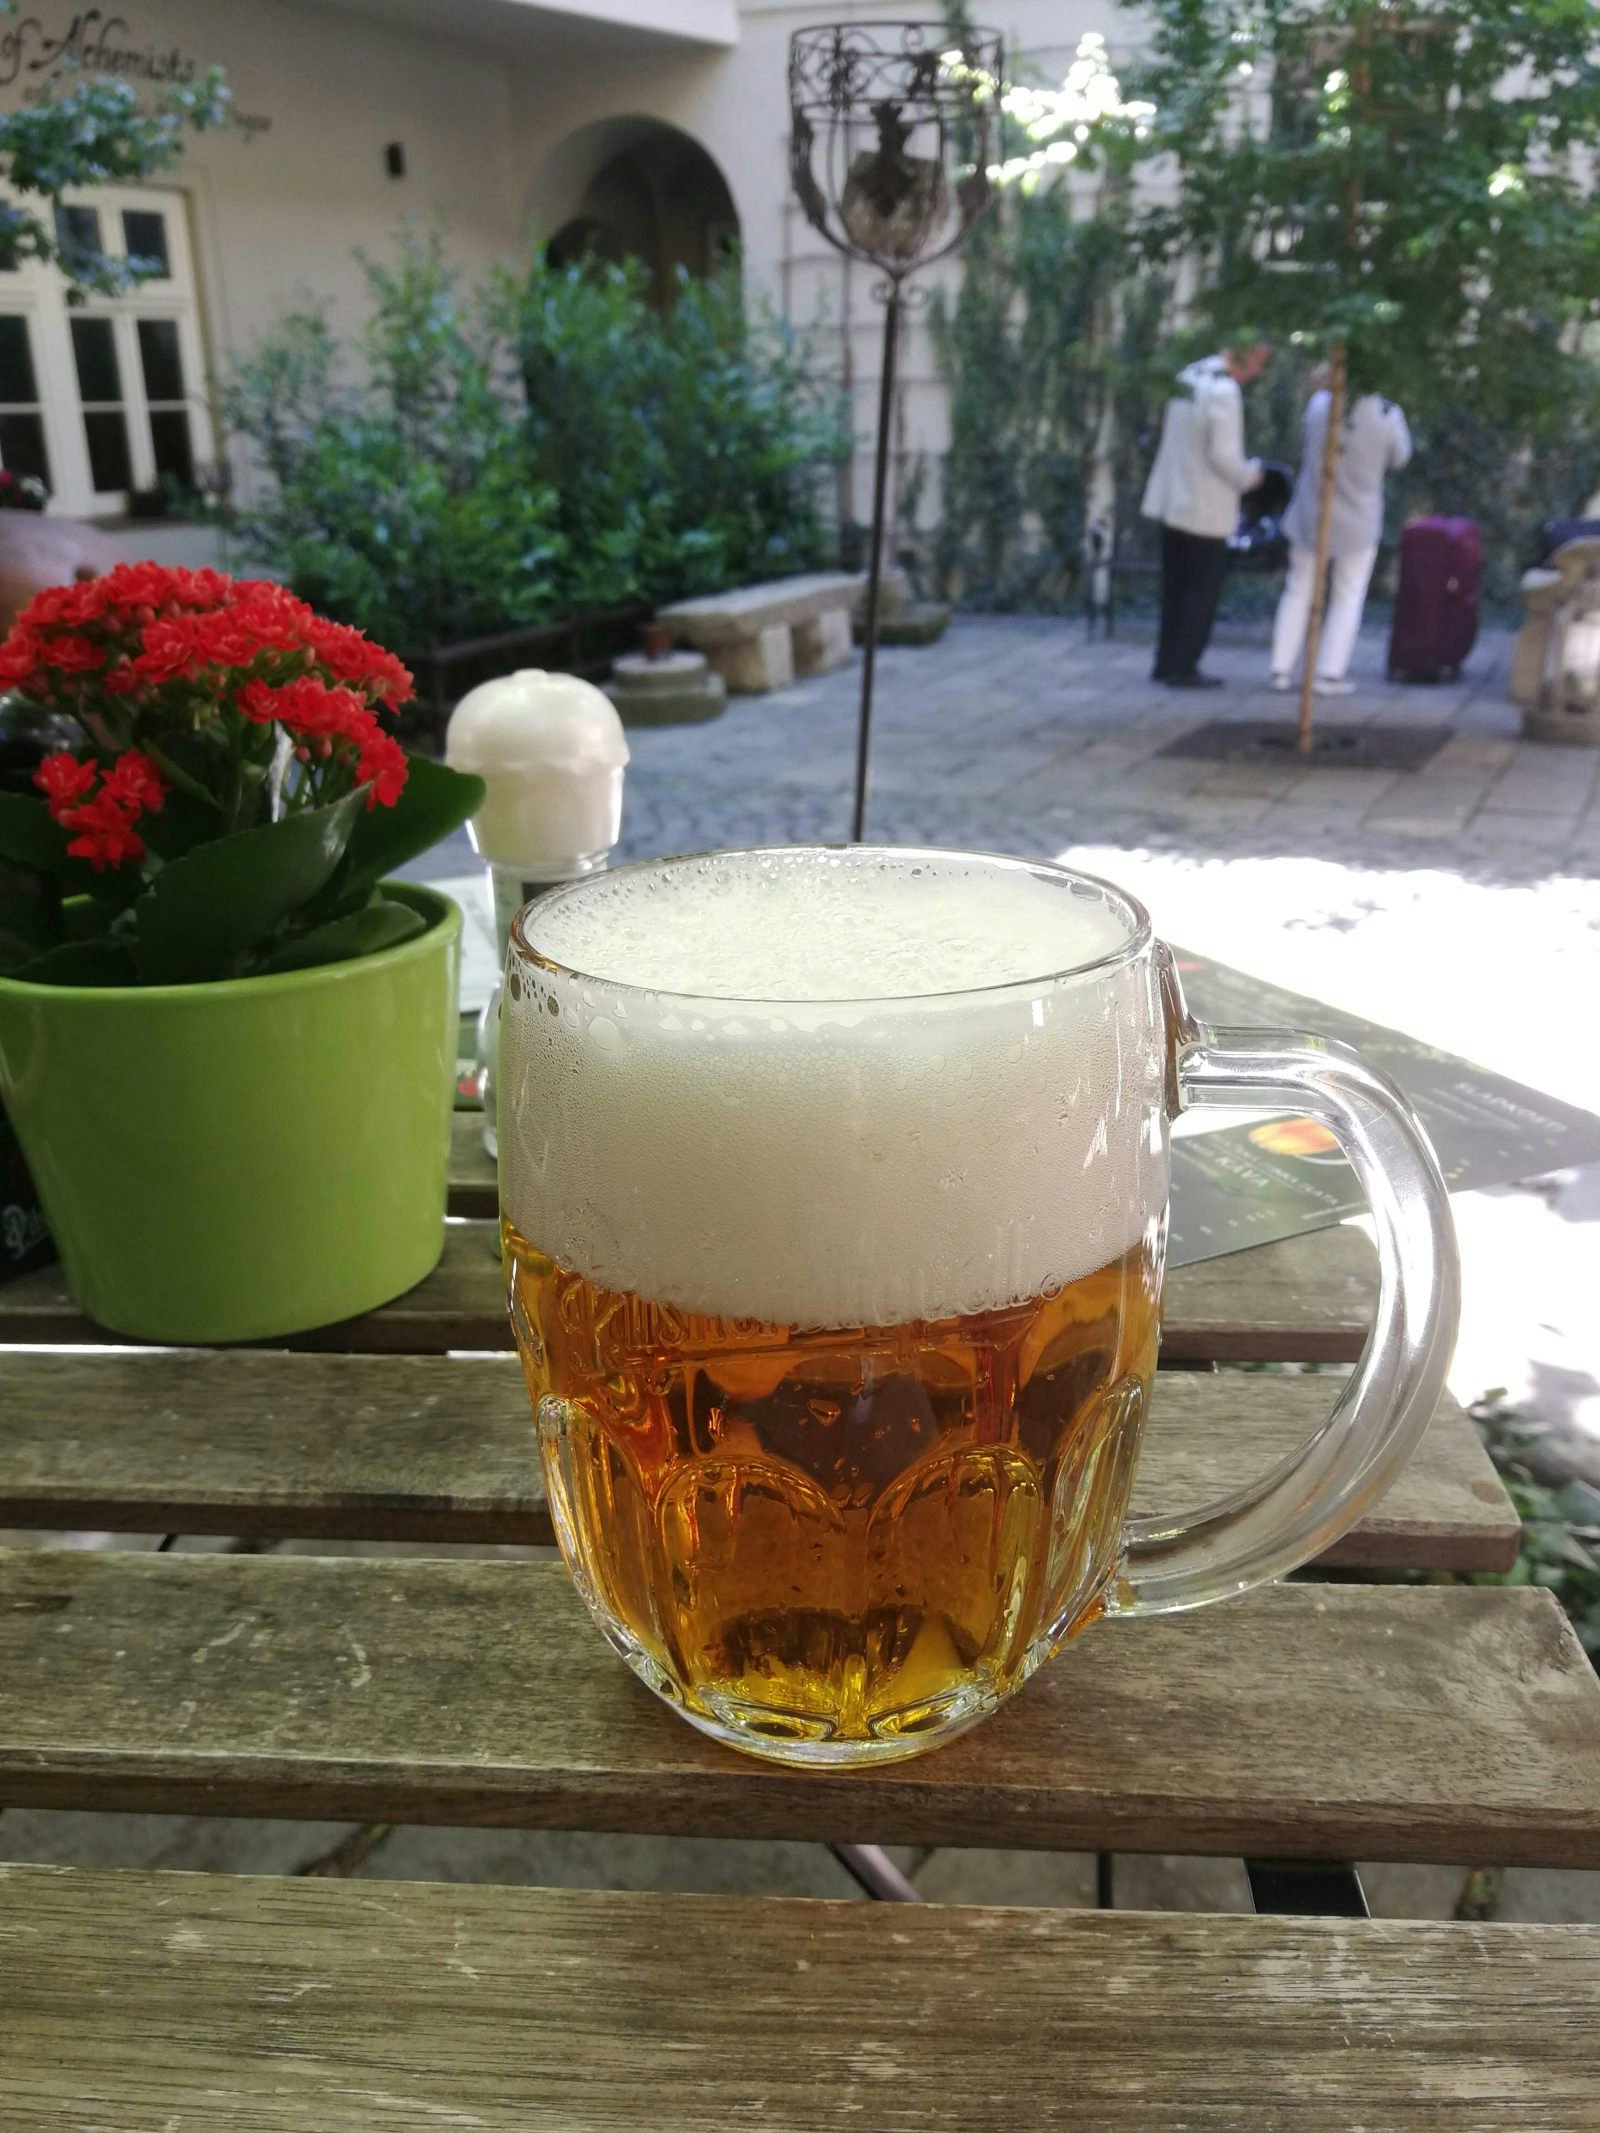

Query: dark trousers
[1154,524,1228,680]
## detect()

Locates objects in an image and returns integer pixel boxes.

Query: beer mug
[501,847,1457,1767]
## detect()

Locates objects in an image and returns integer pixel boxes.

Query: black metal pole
[852,283,902,844]
[831,1842,922,1901]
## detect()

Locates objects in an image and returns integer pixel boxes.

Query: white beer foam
[501,850,1169,1328]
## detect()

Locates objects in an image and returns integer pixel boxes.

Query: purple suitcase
[1387,516,1482,682]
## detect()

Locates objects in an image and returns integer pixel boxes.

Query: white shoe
[1271,671,1293,691]
[1315,675,1356,696]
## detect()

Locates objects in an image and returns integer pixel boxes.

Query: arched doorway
[534,117,739,308]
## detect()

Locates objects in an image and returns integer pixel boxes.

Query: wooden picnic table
[1,1157,1598,2125]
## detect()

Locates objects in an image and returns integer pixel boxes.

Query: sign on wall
[0,8,270,137]
[0,8,200,88]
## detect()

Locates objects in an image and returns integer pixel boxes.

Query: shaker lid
[446,669,630,779]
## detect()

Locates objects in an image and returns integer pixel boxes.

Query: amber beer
[501,847,1173,1765]
[506,1226,1159,1750]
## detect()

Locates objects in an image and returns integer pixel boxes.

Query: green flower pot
[0,882,461,1343]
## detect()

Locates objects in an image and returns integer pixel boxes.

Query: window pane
[0,412,50,490]
[122,210,170,277]
[137,318,185,405]
[149,408,194,490]
[71,317,123,406]
[0,315,39,403]
[54,204,102,263]
[83,408,132,493]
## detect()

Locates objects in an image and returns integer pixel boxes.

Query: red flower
[22,585,74,629]
[0,630,41,688]
[61,791,145,872]
[96,560,169,613]
[2,565,412,829]
[378,654,414,705]
[194,612,261,668]
[132,614,199,682]
[232,583,312,650]
[237,678,282,723]
[276,675,369,739]
[101,749,166,815]
[355,725,408,809]
[56,580,108,628]
[34,751,100,818]
[39,633,104,674]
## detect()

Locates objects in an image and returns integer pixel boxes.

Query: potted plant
[0,562,485,1341]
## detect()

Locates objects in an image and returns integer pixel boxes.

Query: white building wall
[0,0,1152,528]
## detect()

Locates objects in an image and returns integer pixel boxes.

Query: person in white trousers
[1272,387,1411,695]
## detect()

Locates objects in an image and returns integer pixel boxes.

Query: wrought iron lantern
[789,22,1003,839]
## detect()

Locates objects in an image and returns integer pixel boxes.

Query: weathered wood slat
[0,1220,1378,1361]
[4,1867,1597,2133]
[0,1553,1593,1864]
[0,1352,1518,1570]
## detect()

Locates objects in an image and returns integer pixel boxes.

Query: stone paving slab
[584,611,1600,878]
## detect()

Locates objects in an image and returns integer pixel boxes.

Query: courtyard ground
[8,613,1597,1927]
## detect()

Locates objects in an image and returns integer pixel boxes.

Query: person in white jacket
[1272,388,1412,694]
[1141,344,1269,688]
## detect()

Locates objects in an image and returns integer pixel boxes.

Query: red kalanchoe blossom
[34,751,100,818]
[0,632,41,688]
[2,563,415,823]
[355,725,408,809]
[194,613,261,668]
[236,678,282,724]
[60,790,147,872]
[101,750,167,816]
[275,675,371,740]
[132,614,201,683]
[39,634,104,674]
[49,748,166,871]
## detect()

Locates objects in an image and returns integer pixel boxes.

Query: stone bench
[658,571,864,693]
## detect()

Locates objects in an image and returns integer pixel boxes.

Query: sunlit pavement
[418,613,1600,1473]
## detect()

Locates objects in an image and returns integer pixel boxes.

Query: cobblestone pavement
[609,614,1600,880]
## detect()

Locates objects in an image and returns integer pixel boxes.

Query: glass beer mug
[501,847,1458,1768]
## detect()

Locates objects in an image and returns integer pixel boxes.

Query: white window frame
[0,182,214,518]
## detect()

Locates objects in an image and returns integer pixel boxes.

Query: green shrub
[226,237,844,646]
[500,255,844,609]
[223,235,564,652]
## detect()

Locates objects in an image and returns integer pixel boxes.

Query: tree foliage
[932,192,1171,607]
[0,7,228,295]
[1126,0,1600,442]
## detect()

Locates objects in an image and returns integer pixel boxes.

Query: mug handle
[1109,958,1460,1618]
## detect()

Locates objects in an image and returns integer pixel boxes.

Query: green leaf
[315,754,484,918]
[10,939,139,987]
[0,860,62,970]
[255,893,427,975]
[0,790,89,881]
[133,786,368,985]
